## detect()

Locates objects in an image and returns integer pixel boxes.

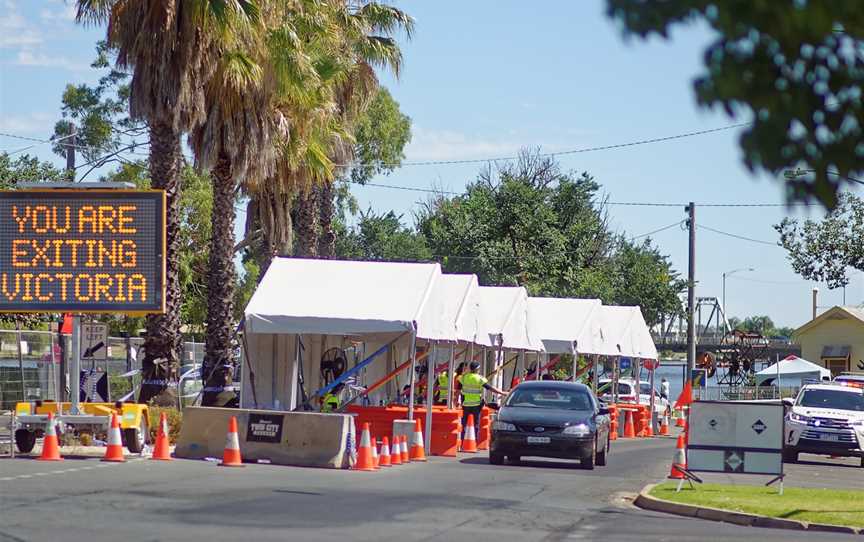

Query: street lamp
[722,267,755,321]
[784,168,864,185]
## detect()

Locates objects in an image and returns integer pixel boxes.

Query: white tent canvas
[417,273,481,343]
[596,305,658,360]
[245,258,442,337]
[476,286,541,351]
[527,297,603,354]
[756,355,831,384]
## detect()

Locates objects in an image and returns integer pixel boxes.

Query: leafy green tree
[776,193,864,289]
[612,239,685,327]
[0,154,65,187]
[335,209,432,262]
[606,1,864,207]
[418,150,619,299]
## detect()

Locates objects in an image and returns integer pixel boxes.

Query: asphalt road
[0,436,860,542]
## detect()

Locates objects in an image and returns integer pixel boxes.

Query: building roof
[794,306,864,337]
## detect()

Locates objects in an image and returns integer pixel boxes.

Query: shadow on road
[459,456,587,470]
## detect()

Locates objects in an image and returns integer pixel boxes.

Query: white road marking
[0,457,146,482]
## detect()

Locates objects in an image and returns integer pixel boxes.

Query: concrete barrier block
[175,407,351,469]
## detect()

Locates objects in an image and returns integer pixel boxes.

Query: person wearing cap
[459,361,506,438]
[437,361,467,405]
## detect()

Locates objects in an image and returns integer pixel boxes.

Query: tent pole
[424,342,436,455]
[447,343,456,409]
[649,359,656,433]
[571,346,578,383]
[407,331,418,421]
[592,354,599,396]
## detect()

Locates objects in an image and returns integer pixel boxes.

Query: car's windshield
[797,389,864,411]
[599,382,632,396]
[506,387,594,410]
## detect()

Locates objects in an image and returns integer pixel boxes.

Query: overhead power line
[630,220,684,240]
[697,224,779,246]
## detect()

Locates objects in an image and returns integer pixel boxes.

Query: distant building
[794,306,864,377]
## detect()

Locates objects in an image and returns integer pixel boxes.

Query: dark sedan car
[490,381,611,469]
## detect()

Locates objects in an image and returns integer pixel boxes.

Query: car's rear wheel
[581,440,596,470]
[489,451,504,465]
[782,448,798,463]
[596,436,608,466]
[14,429,36,453]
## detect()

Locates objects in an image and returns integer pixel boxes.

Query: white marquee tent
[755,355,831,385]
[596,305,658,360]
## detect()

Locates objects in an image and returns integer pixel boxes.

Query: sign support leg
[70,316,81,415]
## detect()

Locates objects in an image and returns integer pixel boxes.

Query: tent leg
[447,344,456,409]
[571,346,578,383]
[407,332,418,421]
[592,355,599,396]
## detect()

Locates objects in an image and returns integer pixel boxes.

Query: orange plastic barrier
[346,405,460,457]
[607,405,618,441]
[477,407,491,450]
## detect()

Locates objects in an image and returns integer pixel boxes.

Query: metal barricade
[0,411,15,458]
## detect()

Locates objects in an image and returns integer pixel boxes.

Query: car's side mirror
[597,407,610,416]
[781,398,794,408]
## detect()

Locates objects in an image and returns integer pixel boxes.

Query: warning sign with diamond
[687,401,783,476]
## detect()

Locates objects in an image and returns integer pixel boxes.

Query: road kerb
[634,483,860,535]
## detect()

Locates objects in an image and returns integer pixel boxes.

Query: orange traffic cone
[675,407,686,427]
[219,416,244,467]
[410,419,427,462]
[668,434,687,479]
[622,410,636,438]
[399,434,410,464]
[659,411,671,436]
[151,412,172,461]
[354,423,376,471]
[379,436,392,467]
[644,409,654,437]
[102,413,126,462]
[37,412,63,461]
[390,435,402,466]
[461,415,478,453]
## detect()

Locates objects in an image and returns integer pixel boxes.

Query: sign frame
[680,400,785,493]
[0,188,166,315]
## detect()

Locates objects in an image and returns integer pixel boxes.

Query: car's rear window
[506,387,594,410]
[599,382,632,396]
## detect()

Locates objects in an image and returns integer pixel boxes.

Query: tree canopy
[776,192,864,290]
[606,1,864,208]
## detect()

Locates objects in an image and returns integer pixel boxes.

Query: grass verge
[650,482,864,528]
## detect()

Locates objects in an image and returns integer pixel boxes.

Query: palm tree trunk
[138,120,183,406]
[318,181,335,258]
[202,150,238,407]
[295,185,319,257]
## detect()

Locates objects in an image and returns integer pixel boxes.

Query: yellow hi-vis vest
[438,372,450,394]
[460,373,487,407]
[322,392,340,413]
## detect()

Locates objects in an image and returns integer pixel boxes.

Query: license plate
[820,434,839,442]
[527,436,551,444]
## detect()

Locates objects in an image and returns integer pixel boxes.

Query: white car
[784,382,864,466]
[598,379,669,417]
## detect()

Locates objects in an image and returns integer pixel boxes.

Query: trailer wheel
[14,429,36,453]
[123,418,149,454]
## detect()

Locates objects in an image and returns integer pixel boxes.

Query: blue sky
[0,1,858,328]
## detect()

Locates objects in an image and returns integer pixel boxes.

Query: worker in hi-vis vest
[321,384,343,413]
[458,361,505,438]
[436,362,467,405]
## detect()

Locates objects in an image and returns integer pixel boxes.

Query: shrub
[147,406,182,444]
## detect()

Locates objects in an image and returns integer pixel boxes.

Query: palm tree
[311,2,413,259]
[76,0,259,405]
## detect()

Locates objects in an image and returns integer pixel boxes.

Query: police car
[783,381,864,466]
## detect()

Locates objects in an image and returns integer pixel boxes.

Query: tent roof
[596,305,658,359]
[756,355,831,381]
[244,258,442,336]
[476,286,541,351]
[527,297,602,354]
[417,273,480,343]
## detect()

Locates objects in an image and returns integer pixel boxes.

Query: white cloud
[0,112,56,136]
[0,2,42,49]
[13,49,89,72]
[404,127,572,162]
[40,2,76,23]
